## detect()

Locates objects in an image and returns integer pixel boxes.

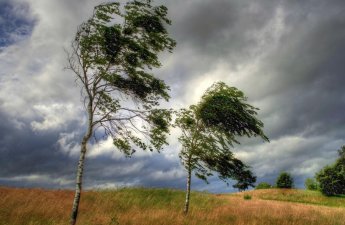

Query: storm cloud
[0,0,345,192]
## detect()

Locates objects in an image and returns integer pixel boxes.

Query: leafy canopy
[67,0,176,155]
[175,106,255,185]
[232,169,257,191]
[276,172,294,188]
[316,146,345,196]
[197,82,269,140]
[304,178,319,191]
[175,82,268,187]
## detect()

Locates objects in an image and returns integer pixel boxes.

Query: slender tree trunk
[183,167,192,215]
[70,102,93,225]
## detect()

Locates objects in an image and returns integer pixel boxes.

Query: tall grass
[1,187,344,225]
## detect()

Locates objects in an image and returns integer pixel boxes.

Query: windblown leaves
[69,0,175,155]
[198,82,268,141]
[175,82,268,189]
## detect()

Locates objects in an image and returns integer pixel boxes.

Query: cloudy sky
[1,0,345,193]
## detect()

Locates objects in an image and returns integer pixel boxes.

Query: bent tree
[175,82,268,214]
[66,1,175,224]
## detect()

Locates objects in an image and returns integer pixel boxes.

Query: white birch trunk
[70,102,93,225]
[183,167,192,215]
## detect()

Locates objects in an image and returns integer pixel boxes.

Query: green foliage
[175,106,255,187]
[197,82,268,141]
[276,172,294,189]
[232,169,256,191]
[316,146,345,196]
[175,82,268,189]
[243,194,252,200]
[68,0,176,154]
[304,178,319,191]
[255,182,272,190]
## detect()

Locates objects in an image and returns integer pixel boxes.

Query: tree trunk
[70,103,93,225]
[183,167,192,215]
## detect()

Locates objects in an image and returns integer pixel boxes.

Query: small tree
[175,82,268,214]
[255,182,272,190]
[316,146,345,196]
[276,172,294,188]
[316,166,340,195]
[304,178,319,191]
[66,1,175,224]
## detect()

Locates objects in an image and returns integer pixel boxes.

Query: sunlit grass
[1,186,345,225]
[234,188,345,208]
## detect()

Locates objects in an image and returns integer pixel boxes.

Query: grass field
[0,186,344,225]
[233,188,345,208]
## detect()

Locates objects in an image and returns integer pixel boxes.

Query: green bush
[304,178,319,191]
[276,172,294,188]
[243,194,252,200]
[316,146,345,196]
[316,165,345,196]
[255,182,272,190]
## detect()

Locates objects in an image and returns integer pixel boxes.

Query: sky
[0,0,345,193]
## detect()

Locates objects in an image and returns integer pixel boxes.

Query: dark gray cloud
[171,0,276,58]
[0,0,345,193]
[0,109,74,181]
[252,1,345,141]
[0,105,238,192]
[159,0,282,97]
[0,1,36,49]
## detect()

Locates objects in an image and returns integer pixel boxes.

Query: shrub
[304,178,319,191]
[255,182,272,190]
[316,165,345,196]
[243,194,252,200]
[276,172,294,188]
[316,146,345,196]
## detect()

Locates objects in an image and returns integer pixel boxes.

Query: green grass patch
[243,194,252,200]
[94,187,224,211]
[257,189,345,208]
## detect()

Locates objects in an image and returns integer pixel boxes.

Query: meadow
[1,186,344,225]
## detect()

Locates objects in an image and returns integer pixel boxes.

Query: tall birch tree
[175,82,268,214]
[66,1,175,224]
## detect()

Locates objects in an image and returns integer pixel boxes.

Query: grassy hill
[0,186,344,225]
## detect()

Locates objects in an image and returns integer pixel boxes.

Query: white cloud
[31,103,82,131]
[87,181,140,190]
[88,137,124,159]
[234,135,342,178]
[149,168,185,181]
[57,131,81,157]
[3,174,73,186]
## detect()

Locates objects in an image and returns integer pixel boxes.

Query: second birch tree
[175,82,268,214]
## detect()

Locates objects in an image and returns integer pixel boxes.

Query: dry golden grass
[217,194,345,225]
[0,186,344,225]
